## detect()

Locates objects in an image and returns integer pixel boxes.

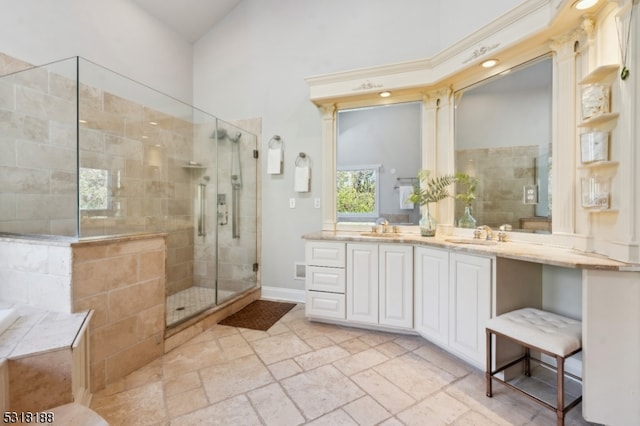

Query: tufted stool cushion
[485,308,581,356]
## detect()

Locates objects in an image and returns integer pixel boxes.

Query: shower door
[214,122,258,304]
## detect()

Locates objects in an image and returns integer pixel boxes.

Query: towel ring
[268,135,283,149]
[295,152,310,167]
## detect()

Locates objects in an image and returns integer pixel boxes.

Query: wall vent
[294,262,306,280]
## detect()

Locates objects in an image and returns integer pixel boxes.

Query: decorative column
[550,28,583,236]
[427,87,455,225]
[320,104,337,231]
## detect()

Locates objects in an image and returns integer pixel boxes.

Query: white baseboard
[261,286,306,304]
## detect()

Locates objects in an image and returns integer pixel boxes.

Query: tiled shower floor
[166,286,235,326]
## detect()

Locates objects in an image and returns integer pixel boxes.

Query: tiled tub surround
[0,302,90,412]
[0,233,166,394]
[71,235,166,391]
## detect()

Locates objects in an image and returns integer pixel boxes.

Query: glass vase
[458,206,477,228]
[419,206,437,237]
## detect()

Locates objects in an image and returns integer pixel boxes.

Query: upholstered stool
[485,308,582,426]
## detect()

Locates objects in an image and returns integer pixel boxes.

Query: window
[79,167,110,211]
[336,164,380,220]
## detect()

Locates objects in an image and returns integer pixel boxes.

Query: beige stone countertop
[302,231,640,271]
[0,302,91,359]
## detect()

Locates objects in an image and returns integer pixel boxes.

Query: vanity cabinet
[448,252,492,366]
[346,243,413,329]
[414,247,492,367]
[305,241,346,319]
[414,246,450,347]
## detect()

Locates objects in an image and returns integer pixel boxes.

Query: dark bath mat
[218,300,296,331]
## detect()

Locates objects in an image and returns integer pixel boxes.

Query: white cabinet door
[346,243,379,324]
[448,252,492,367]
[379,244,413,328]
[414,246,449,347]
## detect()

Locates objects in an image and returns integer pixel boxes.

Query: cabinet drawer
[306,266,345,293]
[306,242,345,268]
[306,291,345,319]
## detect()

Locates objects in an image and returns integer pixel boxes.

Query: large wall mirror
[454,55,552,233]
[337,102,422,225]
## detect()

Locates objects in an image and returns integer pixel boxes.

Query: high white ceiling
[131,0,242,43]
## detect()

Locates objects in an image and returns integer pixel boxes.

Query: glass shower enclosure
[0,56,258,328]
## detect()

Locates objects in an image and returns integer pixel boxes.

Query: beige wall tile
[137,304,165,341]
[139,250,165,281]
[105,334,163,384]
[91,316,138,363]
[108,278,163,320]
[90,360,106,393]
[9,349,73,412]
[74,293,108,328]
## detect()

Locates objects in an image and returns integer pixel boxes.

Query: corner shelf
[578,161,619,170]
[577,112,619,128]
[577,64,620,214]
[578,64,620,85]
[585,208,618,214]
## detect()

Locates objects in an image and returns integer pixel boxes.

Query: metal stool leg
[556,354,565,426]
[486,328,493,397]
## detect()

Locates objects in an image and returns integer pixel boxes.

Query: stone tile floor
[91,304,595,425]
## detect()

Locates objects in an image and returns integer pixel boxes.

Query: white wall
[0,0,193,103]
[193,0,526,293]
[439,0,526,48]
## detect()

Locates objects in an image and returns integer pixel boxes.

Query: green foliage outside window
[336,169,376,214]
[79,167,109,210]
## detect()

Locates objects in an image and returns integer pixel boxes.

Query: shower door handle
[197,184,206,236]
[232,185,240,239]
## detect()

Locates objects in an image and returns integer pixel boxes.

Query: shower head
[213,128,227,140]
[211,128,241,143]
[228,131,241,143]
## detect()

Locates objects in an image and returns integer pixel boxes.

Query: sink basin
[360,232,400,238]
[445,238,498,246]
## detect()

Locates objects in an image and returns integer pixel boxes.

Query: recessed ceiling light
[379,91,391,98]
[149,121,158,126]
[573,0,599,10]
[481,59,499,68]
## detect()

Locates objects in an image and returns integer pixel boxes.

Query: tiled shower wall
[0,54,77,236]
[0,52,200,297]
[455,145,537,228]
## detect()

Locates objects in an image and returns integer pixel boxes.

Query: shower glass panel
[0,57,258,329]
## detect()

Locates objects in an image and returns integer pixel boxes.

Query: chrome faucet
[374,217,391,233]
[497,224,512,242]
[476,225,493,241]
